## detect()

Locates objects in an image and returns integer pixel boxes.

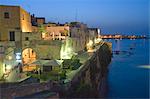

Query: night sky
[0,0,149,35]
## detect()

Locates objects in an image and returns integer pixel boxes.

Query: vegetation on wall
[38,25,46,33]
[62,56,82,70]
[60,29,69,36]
[59,70,67,80]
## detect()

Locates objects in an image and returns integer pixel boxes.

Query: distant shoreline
[101,38,149,39]
[100,35,149,39]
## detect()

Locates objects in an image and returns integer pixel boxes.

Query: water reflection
[115,39,120,51]
[113,39,135,57]
[138,65,150,69]
[106,39,149,98]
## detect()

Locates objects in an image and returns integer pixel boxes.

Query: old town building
[0,5,100,80]
[0,5,33,41]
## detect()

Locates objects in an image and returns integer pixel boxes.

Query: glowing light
[22,48,36,64]
[61,52,70,59]
[16,53,21,62]
[6,65,11,70]
[67,48,71,52]
[94,38,102,44]
[87,49,95,53]
[42,32,46,38]
[2,63,6,73]
[86,40,93,50]
[60,37,75,59]
[61,47,73,59]
[8,56,12,60]
[138,65,150,69]
[6,56,12,60]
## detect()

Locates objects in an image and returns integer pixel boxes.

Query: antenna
[75,8,78,22]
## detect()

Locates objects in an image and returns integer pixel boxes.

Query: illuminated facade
[0,5,32,41]
[0,5,101,80]
[22,48,36,64]
[0,5,34,78]
[45,25,70,40]
[0,42,20,78]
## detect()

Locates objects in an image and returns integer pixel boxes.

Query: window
[0,46,4,54]
[43,66,52,72]
[4,12,9,19]
[0,32,1,41]
[22,14,24,20]
[25,37,29,41]
[9,31,15,41]
[32,50,34,54]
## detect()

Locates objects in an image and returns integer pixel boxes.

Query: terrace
[0,38,104,84]
[25,39,104,83]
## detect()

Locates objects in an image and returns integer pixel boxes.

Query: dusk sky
[0,0,149,35]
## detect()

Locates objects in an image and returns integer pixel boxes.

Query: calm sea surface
[106,39,149,98]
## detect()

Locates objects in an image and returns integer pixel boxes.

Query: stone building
[0,5,33,41]
[36,17,45,25]
[45,25,70,40]
[0,5,101,80]
[0,5,30,78]
[0,5,63,76]
[88,28,100,43]
[69,22,89,52]
[0,5,40,78]
[31,14,45,26]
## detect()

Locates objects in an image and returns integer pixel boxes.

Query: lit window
[42,33,46,38]
[4,12,9,19]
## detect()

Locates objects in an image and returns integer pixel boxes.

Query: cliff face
[61,42,112,98]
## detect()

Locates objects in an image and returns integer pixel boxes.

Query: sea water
[106,39,149,98]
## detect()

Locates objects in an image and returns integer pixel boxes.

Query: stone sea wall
[60,42,112,98]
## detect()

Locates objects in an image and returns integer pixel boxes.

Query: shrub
[71,59,82,70]
[62,59,72,69]
[62,58,82,70]
[59,70,66,80]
